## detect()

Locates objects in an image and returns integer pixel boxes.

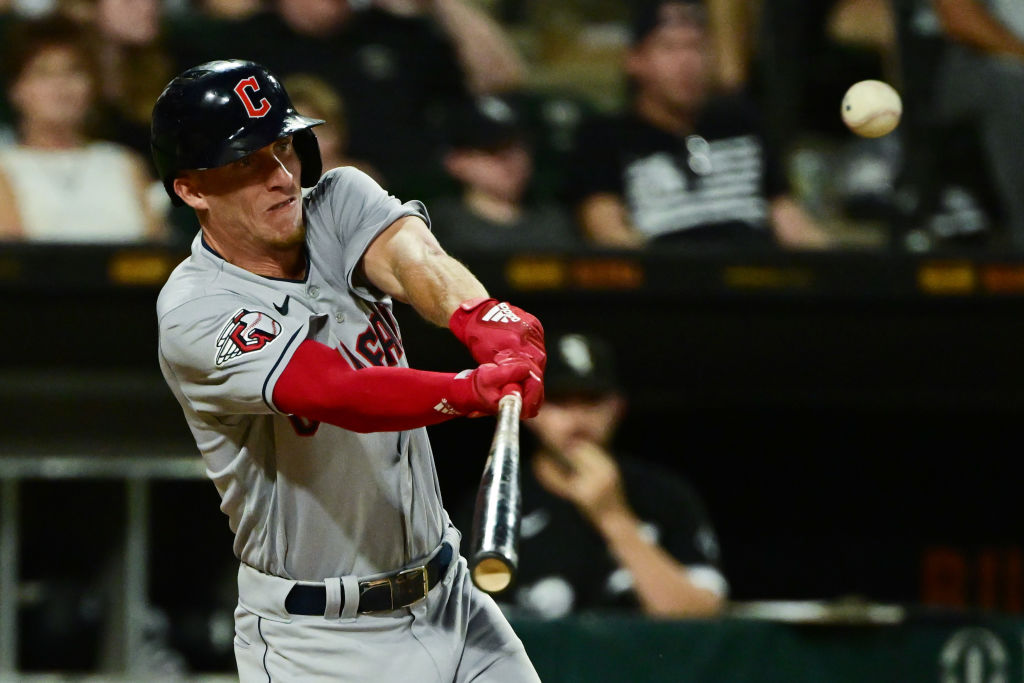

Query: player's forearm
[933,0,1024,57]
[397,250,489,327]
[430,0,526,93]
[362,215,488,326]
[596,510,724,618]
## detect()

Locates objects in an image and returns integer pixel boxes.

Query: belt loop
[340,575,360,620]
[324,577,343,620]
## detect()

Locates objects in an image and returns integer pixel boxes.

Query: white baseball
[841,80,902,138]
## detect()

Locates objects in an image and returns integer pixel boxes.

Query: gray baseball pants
[232,531,539,682]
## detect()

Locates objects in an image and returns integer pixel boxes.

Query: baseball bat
[468,391,523,594]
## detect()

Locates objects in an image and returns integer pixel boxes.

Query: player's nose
[265,152,295,190]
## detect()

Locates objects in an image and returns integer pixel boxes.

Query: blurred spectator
[281,72,383,182]
[564,0,829,249]
[927,0,1024,249]
[756,0,897,153]
[65,0,176,160]
[431,95,579,252]
[167,0,525,198]
[462,332,726,619]
[200,0,263,20]
[0,15,165,241]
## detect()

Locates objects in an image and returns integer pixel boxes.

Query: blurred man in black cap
[430,95,579,252]
[564,0,828,250]
[475,332,727,619]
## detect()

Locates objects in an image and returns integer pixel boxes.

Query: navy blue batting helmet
[151,60,325,205]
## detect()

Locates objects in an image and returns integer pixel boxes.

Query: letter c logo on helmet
[234,76,271,118]
[150,60,325,206]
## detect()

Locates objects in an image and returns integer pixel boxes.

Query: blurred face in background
[96,0,161,45]
[277,0,351,35]
[203,0,263,19]
[445,142,532,204]
[528,393,624,456]
[627,15,710,115]
[288,96,344,165]
[10,45,95,130]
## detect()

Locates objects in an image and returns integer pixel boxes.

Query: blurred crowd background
[1,0,1022,252]
[3,0,1024,679]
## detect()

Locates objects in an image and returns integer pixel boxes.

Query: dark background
[3,243,1023,647]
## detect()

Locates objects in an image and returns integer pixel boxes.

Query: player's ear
[173,174,208,211]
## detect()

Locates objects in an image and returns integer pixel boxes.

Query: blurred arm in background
[576,195,647,248]
[707,0,757,92]
[377,0,526,93]
[533,439,724,618]
[771,196,832,249]
[0,169,21,239]
[522,333,727,619]
[932,0,1024,59]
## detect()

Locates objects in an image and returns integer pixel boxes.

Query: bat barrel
[469,392,523,594]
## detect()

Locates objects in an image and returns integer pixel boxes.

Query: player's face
[10,46,94,129]
[185,137,305,250]
[628,21,710,114]
[528,394,623,455]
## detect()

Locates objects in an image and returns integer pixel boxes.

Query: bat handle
[499,385,523,409]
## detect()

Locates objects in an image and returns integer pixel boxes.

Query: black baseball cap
[545,333,619,399]
[444,96,526,151]
[630,0,707,46]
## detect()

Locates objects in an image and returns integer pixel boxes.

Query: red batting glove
[449,297,546,370]
[449,356,544,418]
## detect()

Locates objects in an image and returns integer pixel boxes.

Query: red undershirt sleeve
[273,339,472,433]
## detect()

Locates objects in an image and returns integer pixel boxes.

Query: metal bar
[0,478,19,674]
[0,456,205,480]
[123,477,149,675]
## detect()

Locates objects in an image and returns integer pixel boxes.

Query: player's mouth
[267,197,296,212]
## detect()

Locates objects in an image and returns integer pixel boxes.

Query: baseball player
[152,60,544,682]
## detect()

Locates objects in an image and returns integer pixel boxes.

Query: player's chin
[262,218,305,249]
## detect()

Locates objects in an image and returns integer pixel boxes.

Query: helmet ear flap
[294,128,323,188]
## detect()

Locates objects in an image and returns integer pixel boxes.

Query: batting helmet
[151,60,325,205]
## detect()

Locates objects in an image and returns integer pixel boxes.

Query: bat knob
[471,556,514,593]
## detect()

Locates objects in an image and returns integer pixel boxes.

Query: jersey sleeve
[305,167,430,301]
[158,295,312,417]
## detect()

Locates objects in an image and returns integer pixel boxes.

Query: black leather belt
[285,543,454,616]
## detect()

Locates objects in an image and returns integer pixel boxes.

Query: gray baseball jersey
[158,167,448,581]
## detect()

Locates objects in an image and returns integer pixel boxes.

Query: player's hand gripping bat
[468,390,522,593]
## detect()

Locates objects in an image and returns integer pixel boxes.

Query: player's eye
[275,138,293,153]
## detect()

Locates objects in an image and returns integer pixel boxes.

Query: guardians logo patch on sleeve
[215,309,282,366]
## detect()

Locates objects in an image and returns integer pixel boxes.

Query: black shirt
[429,197,580,253]
[565,97,789,247]
[458,454,724,618]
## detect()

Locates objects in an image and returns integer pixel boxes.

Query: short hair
[2,15,100,88]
